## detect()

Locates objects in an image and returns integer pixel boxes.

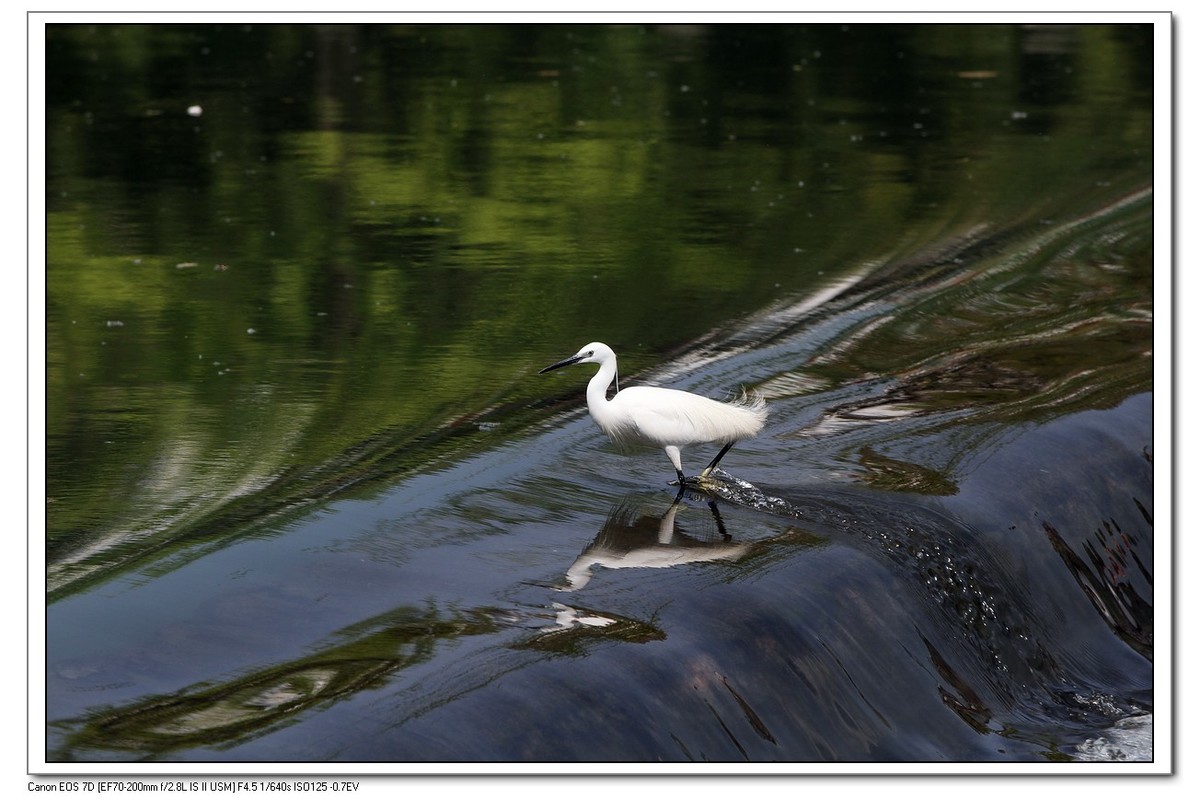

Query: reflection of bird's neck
[586,358,619,422]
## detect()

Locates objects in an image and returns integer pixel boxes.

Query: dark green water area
[45,23,1154,762]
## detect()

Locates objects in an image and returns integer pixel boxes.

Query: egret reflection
[563,495,753,590]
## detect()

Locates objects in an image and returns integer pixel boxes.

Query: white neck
[586,358,618,420]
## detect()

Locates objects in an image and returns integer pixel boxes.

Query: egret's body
[540,342,767,483]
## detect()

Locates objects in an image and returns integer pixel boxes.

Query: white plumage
[540,342,767,483]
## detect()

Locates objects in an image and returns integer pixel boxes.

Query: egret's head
[539,342,614,373]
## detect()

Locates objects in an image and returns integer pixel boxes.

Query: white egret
[539,342,767,484]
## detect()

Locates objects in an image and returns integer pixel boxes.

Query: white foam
[1074,713,1153,762]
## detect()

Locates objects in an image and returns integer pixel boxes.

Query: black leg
[699,442,735,478]
[706,500,731,541]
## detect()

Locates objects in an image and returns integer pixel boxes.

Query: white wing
[606,386,766,449]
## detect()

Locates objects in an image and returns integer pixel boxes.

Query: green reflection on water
[52,604,507,756]
[45,23,1153,599]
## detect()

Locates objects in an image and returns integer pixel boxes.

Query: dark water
[43,23,1155,763]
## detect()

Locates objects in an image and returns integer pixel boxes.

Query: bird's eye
[585,350,594,357]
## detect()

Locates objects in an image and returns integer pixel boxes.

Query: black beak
[539,353,585,374]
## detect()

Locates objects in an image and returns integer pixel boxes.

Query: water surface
[44,22,1154,764]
